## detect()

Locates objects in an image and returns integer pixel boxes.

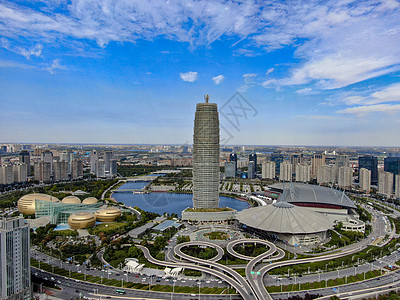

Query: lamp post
[197,281,201,300]
[171,279,177,300]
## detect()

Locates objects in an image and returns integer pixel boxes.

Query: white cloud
[47,59,66,74]
[179,71,198,82]
[338,104,400,115]
[340,83,400,108]
[19,44,43,59]
[212,75,224,85]
[342,96,365,106]
[1,0,400,89]
[295,88,312,94]
[369,83,400,104]
[243,73,257,78]
[265,68,274,75]
[1,38,43,59]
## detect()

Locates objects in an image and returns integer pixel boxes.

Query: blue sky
[0,0,400,146]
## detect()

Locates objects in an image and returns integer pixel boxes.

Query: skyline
[1,1,400,146]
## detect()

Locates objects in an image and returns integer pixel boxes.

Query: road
[137,244,253,300]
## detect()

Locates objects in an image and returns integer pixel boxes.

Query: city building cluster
[224,151,400,200]
[0,145,119,187]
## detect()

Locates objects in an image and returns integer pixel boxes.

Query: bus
[115,290,126,295]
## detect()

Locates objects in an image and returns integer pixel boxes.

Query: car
[116,274,120,276]
[156,279,161,282]
[135,275,139,277]
[75,290,79,293]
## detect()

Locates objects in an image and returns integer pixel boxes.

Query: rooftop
[237,202,333,234]
[269,182,356,209]
[153,220,181,232]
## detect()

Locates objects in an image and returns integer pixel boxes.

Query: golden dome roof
[95,207,122,222]
[61,196,81,204]
[82,197,98,204]
[17,193,60,215]
[68,212,96,229]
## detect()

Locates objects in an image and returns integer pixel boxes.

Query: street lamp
[197,281,201,300]
[171,279,177,300]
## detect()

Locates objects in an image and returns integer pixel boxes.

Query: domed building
[82,197,98,204]
[236,201,333,246]
[61,196,81,204]
[18,193,60,215]
[95,207,122,222]
[68,212,96,229]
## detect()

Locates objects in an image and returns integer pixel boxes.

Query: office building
[34,162,51,183]
[336,155,350,168]
[0,165,13,185]
[249,153,257,174]
[395,174,400,198]
[41,150,53,173]
[311,154,326,179]
[13,164,27,183]
[338,166,352,188]
[317,165,338,184]
[229,153,238,174]
[262,161,276,179]
[225,161,236,178]
[90,150,98,174]
[270,153,284,176]
[104,150,113,174]
[295,163,310,183]
[378,171,394,198]
[71,160,83,180]
[192,95,220,209]
[359,156,378,185]
[0,216,31,300]
[290,154,303,174]
[359,168,371,193]
[53,161,69,181]
[60,150,73,172]
[96,159,106,178]
[279,161,292,182]
[248,161,256,179]
[18,151,30,176]
[384,157,400,175]
[110,160,118,176]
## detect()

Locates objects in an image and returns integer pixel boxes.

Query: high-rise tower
[0,216,31,300]
[192,95,220,209]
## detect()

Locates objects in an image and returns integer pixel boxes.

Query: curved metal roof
[236,202,333,234]
[269,183,356,209]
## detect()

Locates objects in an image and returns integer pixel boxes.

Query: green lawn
[91,222,127,235]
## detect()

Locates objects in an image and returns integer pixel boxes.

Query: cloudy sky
[0,0,399,146]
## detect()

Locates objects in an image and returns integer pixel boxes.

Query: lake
[112,192,250,216]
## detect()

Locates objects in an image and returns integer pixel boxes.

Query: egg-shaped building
[18,193,60,215]
[82,197,98,204]
[95,207,122,222]
[68,212,96,229]
[61,196,81,204]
